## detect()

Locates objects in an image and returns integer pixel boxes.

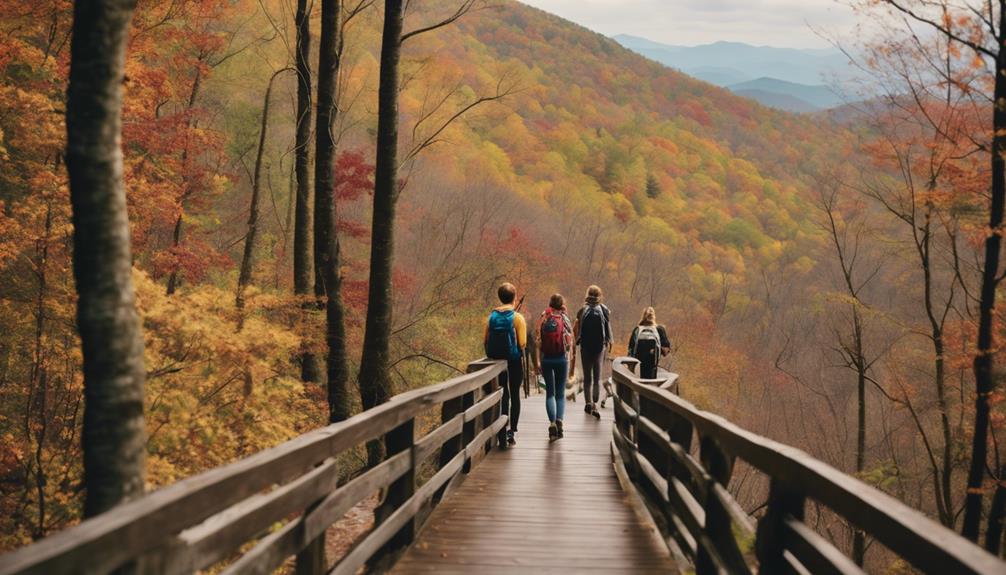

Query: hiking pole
[515,293,529,397]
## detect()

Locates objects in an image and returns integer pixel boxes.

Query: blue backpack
[485,309,521,360]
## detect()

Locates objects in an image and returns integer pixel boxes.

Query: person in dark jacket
[627,307,671,379]
[572,285,611,419]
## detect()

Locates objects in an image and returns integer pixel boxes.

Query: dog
[566,371,581,402]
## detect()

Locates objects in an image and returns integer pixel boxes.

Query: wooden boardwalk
[391,394,676,574]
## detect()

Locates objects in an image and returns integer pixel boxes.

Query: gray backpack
[634,325,661,363]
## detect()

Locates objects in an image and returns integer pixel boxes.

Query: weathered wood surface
[610,357,1006,575]
[390,400,676,574]
[4,352,1003,575]
[0,361,507,575]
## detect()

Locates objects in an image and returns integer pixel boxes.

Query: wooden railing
[609,356,1005,575]
[0,359,507,575]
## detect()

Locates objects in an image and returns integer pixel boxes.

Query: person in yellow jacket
[484,282,526,446]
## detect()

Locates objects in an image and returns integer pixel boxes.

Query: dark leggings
[581,348,604,405]
[499,357,523,432]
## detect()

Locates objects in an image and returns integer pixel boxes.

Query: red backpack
[540,308,568,356]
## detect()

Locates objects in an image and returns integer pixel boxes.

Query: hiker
[572,285,611,419]
[535,293,573,441]
[485,282,526,446]
[628,306,671,379]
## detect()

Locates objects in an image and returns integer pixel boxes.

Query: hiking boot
[548,423,558,441]
[584,403,592,414]
[507,430,517,446]
[556,420,564,438]
[591,406,600,420]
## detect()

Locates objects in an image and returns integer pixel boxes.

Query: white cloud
[517,0,859,49]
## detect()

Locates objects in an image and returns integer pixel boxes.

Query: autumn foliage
[0,0,1005,565]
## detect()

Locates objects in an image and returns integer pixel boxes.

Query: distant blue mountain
[728,77,844,110]
[612,35,857,112]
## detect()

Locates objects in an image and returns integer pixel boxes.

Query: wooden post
[696,436,745,574]
[436,395,463,502]
[376,418,415,559]
[616,377,637,443]
[461,389,476,473]
[668,413,693,454]
[756,479,804,573]
[481,377,496,457]
[638,395,670,478]
[466,359,501,458]
[294,530,326,575]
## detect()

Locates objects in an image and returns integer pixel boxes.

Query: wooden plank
[465,415,508,459]
[611,440,691,568]
[710,482,754,536]
[375,419,417,561]
[611,357,1006,575]
[332,451,466,575]
[0,362,506,575]
[783,551,814,575]
[221,450,411,575]
[166,457,340,573]
[783,517,865,575]
[463,388,503,423]
[635,450,670,505]
[701,482,752,575]
[414,414,463,466]
[755,479,805,573]
[391,405,676,575]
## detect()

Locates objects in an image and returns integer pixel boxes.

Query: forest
[1,0,1005,572]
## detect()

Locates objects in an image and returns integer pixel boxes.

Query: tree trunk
[165,213,183,295]
[294,0,321,383]
[29,204,52,538]
[963,6,1006,540]
[316,0,352,423]
[237,69,286,318]
[920,200,955,527]
[66,0,147,518]
[358,0,404,465]
[852,304,866,566]
[986,464,1006,555]
[166,66,203,296]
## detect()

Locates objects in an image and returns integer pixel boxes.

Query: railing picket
[376,417,417,564]
[293,524,326,575]
[697,436,749,574]
[461,389,476,473]
[5,354,1005,575]
[609,356,1005,575]
[756,479,806,573]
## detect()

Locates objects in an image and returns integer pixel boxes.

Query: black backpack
[578,304,609,353]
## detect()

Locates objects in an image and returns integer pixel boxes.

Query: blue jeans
[542,355,568,423]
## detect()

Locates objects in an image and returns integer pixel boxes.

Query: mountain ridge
[611,33,855,111]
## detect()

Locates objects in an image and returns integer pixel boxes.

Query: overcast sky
[517,0,859,49]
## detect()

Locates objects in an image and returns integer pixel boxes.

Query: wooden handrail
[609,356,1005,575]
[0,360,507,575]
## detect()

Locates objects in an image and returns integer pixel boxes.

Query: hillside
[729,88,820,113]
[359,0,847,418]
[0,0,855,548]
[729,77,843,107]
